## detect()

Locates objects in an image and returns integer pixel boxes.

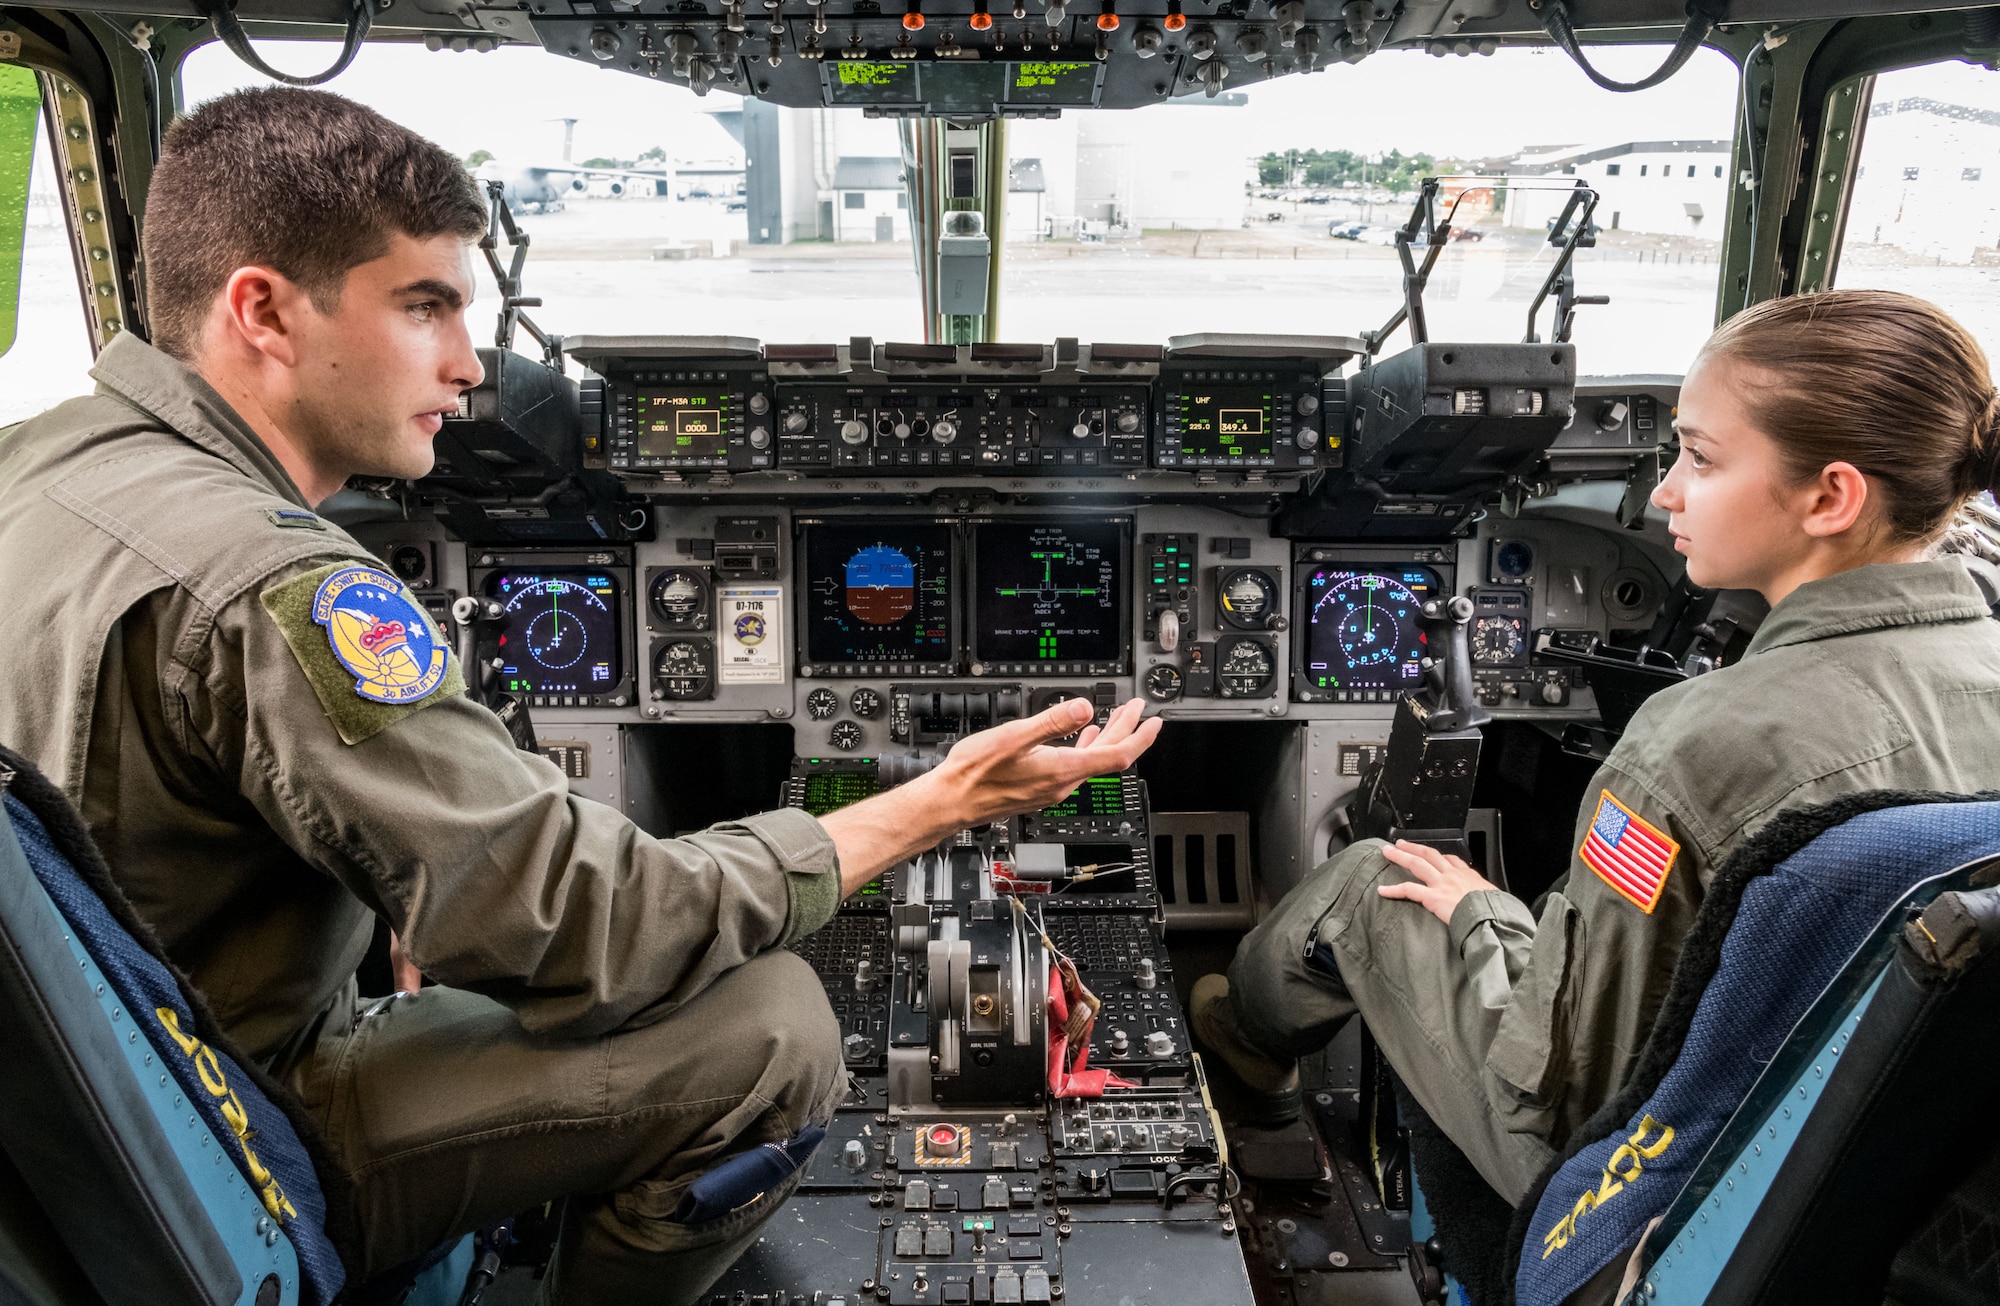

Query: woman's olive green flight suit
[1226,556,2000,1203]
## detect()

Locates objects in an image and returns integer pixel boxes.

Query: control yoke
[1347,593,1490,857]
[1419,595,1488,733]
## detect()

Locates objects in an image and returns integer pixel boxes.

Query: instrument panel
[388,372,1684,759]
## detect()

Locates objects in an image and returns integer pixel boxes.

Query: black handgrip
[1421,595,1489,732]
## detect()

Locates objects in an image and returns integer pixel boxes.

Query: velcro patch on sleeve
[1579,789,1679,913]
[260,561,464,746]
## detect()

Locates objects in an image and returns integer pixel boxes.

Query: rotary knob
[893,421,912,440]
[748,425,770,449]
[1115,411,1141,433]
[933,419,958,443]
[748,393,770,415]
[840,418,868,445]
[1146,1030,1173,1057]
[1296,427,1320,449]
[784,410,810,434]
[1296,392,1321,416]
[1540,680,1566,705]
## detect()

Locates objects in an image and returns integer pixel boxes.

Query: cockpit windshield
[0,39,1753,425]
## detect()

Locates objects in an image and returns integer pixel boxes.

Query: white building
[830,156,910,242]
[762,99,1248,244]
[1501,139,1732,238]
[1845,97,2000,261]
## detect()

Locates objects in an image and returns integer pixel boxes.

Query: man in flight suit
[0,88,1161,1301]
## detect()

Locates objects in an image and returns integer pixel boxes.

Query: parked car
[1327,221,1366,239]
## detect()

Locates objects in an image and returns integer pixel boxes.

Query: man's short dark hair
[143,87,488,360]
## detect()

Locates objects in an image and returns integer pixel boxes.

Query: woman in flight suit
[1191,288,2000,1205]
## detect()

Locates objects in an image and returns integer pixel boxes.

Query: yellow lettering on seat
[1541,1115,1677,1259]
[152,1007,299,1222]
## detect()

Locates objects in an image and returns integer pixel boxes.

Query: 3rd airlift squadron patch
[1581,789,1679,913]
[262,561,465,745]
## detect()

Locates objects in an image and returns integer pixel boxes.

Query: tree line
[1256,148,1454,192]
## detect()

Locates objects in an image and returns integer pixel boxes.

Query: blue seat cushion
[1510,791,2000,1306]
[1,747,351,1306]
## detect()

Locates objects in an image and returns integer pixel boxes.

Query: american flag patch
[1580,790,1679,913]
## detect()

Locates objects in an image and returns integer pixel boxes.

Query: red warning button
[928,1125,959,1153]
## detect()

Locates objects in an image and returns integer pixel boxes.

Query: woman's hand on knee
[1376,840,1499,925]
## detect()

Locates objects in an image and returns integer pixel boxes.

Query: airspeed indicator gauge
[806,687,841,719]
[829,720,864,751]
[652,638,714,701]
[1217,636,1277,698]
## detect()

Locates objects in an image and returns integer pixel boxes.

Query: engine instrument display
[634,391,732,461]
[973,520,1129,673]
[801,522,955,671]
[1166,387,1277,462]
[1296,566,1442,699]
[487,571,622,696]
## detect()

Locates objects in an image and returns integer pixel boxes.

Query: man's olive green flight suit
[0,333,849,1302]
[1227,556,2000,1204]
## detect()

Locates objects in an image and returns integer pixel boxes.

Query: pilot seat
[0,743,499,1306]
[1401,790,2000,1306]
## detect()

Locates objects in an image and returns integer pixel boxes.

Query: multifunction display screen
[1297,566,1441,694]
[973,521,1127,667]
[485,571,622,695]
[823,61,1101,110]
[798,770,884,817]
[1169,387,1276,461]
[634,391,731,460]
[1040,775,1128,820]
[802,522,955,666]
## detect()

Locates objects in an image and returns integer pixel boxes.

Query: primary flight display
[801,521,956,669]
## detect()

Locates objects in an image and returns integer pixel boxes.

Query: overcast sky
[176,37,1759,166]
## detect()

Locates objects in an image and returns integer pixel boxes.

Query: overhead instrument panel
[1292,564,1443,703]
[482,568,631,705]
[799,520,956,676]
[972,519,1130,676]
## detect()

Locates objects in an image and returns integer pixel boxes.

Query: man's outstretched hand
[819,697,1163,896]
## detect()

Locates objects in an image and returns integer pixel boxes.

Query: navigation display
[1169,387,1277,461]
[973,520,1128,670]
[485,571,622,695]
[635,390,730,460]
[801,522,955,667]
[1296,566,1440,696]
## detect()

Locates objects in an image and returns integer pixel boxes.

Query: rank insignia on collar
[311,566,449,705]
[1581,789,1679,913]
